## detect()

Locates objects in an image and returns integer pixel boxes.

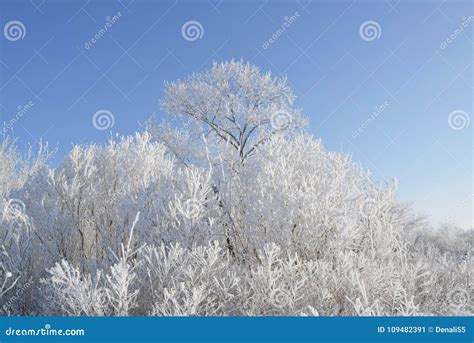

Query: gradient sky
[0,0,472,228]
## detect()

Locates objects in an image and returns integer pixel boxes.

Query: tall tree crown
[160,60,307,163]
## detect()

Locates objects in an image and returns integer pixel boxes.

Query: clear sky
[0,0,472,228]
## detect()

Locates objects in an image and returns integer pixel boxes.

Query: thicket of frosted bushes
[1,61,472,316]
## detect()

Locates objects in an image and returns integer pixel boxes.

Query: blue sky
[0,0,472,228]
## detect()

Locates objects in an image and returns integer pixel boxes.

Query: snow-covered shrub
[145,241,239,316]
[218,134,404,261]
[18,133,217,269]
[43,260,106,316]
[44,213,142,316]
[1,61,472,316]
[0,137,50,315]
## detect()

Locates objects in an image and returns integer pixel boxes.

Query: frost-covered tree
[147,61,309,255]
[0,62,472,317]
[146,62,407,259]
[0,137,51,315]
[149,60,307,166]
